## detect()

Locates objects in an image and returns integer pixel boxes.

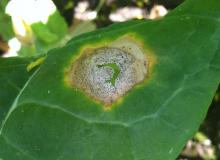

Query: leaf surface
[0,57,41,159]
[1,0,220,160]
[0,57,37,125]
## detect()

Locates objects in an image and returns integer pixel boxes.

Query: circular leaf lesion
[67,38,150,107]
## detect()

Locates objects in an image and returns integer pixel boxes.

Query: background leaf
[0,1,14,41]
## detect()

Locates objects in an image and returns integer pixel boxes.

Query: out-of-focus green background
[0,0,219,159]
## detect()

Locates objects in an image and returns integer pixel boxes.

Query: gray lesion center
[70,44,147,105]
[97,63,121,87]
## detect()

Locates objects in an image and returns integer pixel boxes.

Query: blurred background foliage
[0,0,219,159]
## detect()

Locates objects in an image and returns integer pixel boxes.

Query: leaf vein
[1,135,37,160]
[18,101,130,128]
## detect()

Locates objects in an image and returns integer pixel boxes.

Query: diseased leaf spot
[69,40,148,106]
[97,63,121,87]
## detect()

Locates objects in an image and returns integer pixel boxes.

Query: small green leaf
[31,22,59,44]
[0,6,14,41]
[46,10,68,39]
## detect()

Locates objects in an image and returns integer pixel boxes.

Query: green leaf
[0,2,14,41]
[69,21,96,38]
[18,44,37,57]
[46,10,68,39]
[0,57,42,160]
[31,10,68,46]
[0,0,9,9]
[0,57,37,126]
[17,7,68,56]
[31,22,59,44]
[1,0,220,160]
